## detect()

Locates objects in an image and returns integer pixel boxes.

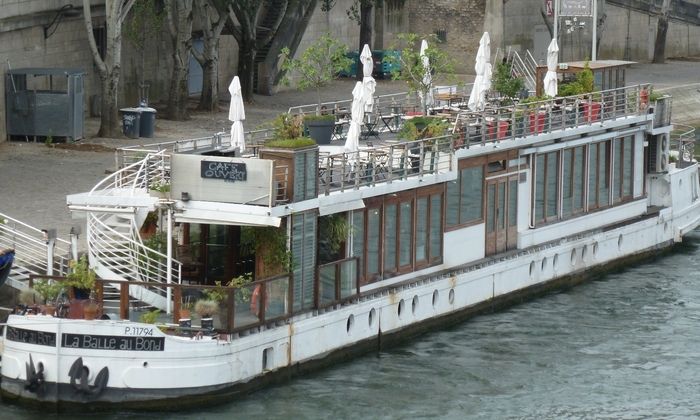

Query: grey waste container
[120,108,142,139]
[139,107,157,138]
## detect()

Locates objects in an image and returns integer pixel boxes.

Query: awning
[174,207,281,227]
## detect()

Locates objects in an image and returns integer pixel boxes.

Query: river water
[4,231,700,419]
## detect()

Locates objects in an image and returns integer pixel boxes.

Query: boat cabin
[535,60,635,97]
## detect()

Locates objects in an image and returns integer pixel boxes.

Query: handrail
[317,257,360,309]
[670,124,696,166]
[0,212,72,278]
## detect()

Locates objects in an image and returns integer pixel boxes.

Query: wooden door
[486,176,518,255]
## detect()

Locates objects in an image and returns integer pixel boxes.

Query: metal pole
[166,207,172,314]
[592,0,598,60]
[554,0,560,62]
[47,238,55,276]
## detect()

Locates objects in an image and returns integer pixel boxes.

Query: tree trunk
[652,0,671,63]
[82,0,136,138]
[98,71,123,138]
[239,40,258,103]
[197,46,219,111]
[269,0,319,86]
[356,4,373,81]
[165,0,194,120]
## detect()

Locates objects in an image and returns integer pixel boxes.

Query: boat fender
[24,354,44,392]
[250,285,269,318]
[68,357,110,397]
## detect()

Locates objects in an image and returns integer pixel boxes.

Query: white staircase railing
[0,212,73,290]
[511,50,537,94]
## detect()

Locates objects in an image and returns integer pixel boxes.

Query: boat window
[366,208,381,277]
[429,194,442,260]
[416,197,429,264]
[352,210,365,285]
[291,212,316,311]
[384,204,397,271]
[446,165,483,228]
[399,201,413,267]
[614,135,635,202]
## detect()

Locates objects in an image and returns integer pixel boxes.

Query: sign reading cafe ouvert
[201,160,247,183]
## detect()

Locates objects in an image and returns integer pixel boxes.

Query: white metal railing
[91,150,170,197]
[87,212,179,309]
[0,212,73,285]
[318,136,454,195]
[671,124,696,165]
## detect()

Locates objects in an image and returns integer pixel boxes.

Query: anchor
[67,357,109,397]
[24,354,44,392]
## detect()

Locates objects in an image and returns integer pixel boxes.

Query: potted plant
[149,181,170,198]
[83,301,99,320]
[492,60,525,106]
[139,211,159,239]
[280,31,353,144]
[18,288,42,307]
[179,296,194,321]
[34,278,64,316]
[67,255,96,300]
[194,299,218,329]
[558,59,600,122]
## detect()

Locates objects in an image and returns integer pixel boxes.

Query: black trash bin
[139,107,157,138]
[120,108,142,139]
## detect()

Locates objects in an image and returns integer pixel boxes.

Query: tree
[123,0,168,106]
[82,0,137,138]
[192,0,228,111]
[280,31,353,115]
[165,0,195,120]
[387,33,459,115]
[223,0,289,103]
[652,0,671,63]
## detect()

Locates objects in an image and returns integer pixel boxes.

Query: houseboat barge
[2,79,699,411]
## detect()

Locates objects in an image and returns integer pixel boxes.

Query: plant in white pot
[280,31,353,144]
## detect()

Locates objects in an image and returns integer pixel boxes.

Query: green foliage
[492,61,525,104]
[269,113,304,140]
[205,273,254,304]
[397,117,451,141]
[558,59,595,96]
[139,308,161,324]
[318,213,353,257]
[303,114,336,122]
[34,279,64,304]
[67,255,96,291]
[181,295,194,310]
[241,226,293,276]
[143,230,171,261]
[45,130,53,147]
[150,182,170,193]
[280,31,353,116]
[265,138,317,148]
[387,33,460,114]
[122,0,167,54]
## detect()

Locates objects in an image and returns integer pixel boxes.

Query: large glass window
[614,135,634,202]
[534,152,558,222]
[352,210,365,279]
[367,208,380,277]
[429,195,442,260]
[399,201,413,267]
[384,204,397,271]
[416,197,428,263]
[446,166,483,227]
[562,146,585,216]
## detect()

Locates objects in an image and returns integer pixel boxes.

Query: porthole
[593,242,599,258]
[412,295,418,315]
[679,178,683,189]
[664,222,669,234]
[448,289,455,304]
[582,245,588,262]
[368,308,376,328]
[398,299,405,319]
[346,314,354,335]
[432,290,439,309]
[570,249,577,266]
[553,254,559,272]
[541,257,548,273]
[618,234,624,251]
[529,261,536,278]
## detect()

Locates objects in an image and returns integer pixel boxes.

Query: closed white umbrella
[360,44,376,113]
[419,40,434,114]
[227,76,245,153]
[468,32,491,111]
[344,82,365,155]
[543,38,559,97]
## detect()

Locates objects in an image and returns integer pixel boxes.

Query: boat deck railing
[671,124,697,167]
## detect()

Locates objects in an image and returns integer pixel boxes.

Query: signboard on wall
[560,0,592,16]
[170,155,273,206]
[546,0,553,17]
